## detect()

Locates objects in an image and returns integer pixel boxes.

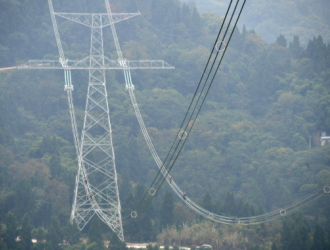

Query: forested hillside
[0,0,330,249]
[181,0,330,44]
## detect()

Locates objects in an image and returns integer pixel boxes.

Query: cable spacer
[323,185,330,194]
[280,209,286,216]
[131,211,137,218]
[235,218,241,224]
[148,188,156,196]
[178,130,187,140]
[215,41,226,52]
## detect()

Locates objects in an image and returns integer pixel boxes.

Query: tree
[160,191,174,229]
[289,35,302,58]
[35,227,46,250]
[0,242,8,250]
[291,133,308,151]
[65,221,81,245]
[109,232,126,250]
[191,6,202,32]
[15,179,33,221]
[49,154,62,178]
[311,224,327,250]
[289,228,303,250]
[86,242,100,250]
[271,242,278,250]
[237,199,245,217]
[122,190,139,241]
[3,212,18,250]
[242,25,247,37]
[201,192,214,213]
[16,241,26,250]
[276,34,287,47]
[47,216,63,250]
[281,219,292,250]
[147,244,153,250]
[134,183,154,242]
[20,213,33,250]
[281,214,312,250]
[223,192,237,216]
[215,199,223,214]
[88,217,104,249]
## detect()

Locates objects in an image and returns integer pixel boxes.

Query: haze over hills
[0,0,330,249]
[180,0,330,44]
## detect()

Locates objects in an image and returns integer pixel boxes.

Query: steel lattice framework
[17,0,330,238]
[19,0,173,241]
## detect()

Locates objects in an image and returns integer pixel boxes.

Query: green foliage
[0,242,8,250]
[276,34,287,47]
[311,224,327,250]
[0,0,329,247]
[29,136,61,158]
[65,221,81,245]
[160,191,174,230]
[62,243,86,250]
[123,183,155,242]
[3,212,18,250]
[35,227,46,250]
[86,242,100,250]
[192,0,330,44]
[133,184,154,242]
[47,216,64,250]
[88,217,104,249]
[146,244,153,250]
[201,192,214,213]
[109,233,126,250]
[49,154,62,178]
[15,179,33,221]
[281,213,312,250]
[271,242,278,250]
[20,213,33,250]
[223,192,237,216]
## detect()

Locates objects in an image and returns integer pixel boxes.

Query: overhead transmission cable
[127,0,242,222]
[122,0,236,222]
[122,0,244,223]
[122,0,245,224]
[49,0,116,227]
[121,0,330,226]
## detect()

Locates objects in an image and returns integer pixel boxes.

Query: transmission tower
[15,0,330,234]
[19,0,174,241]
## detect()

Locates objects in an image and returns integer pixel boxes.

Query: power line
[122,0,245,224]
[122,0,329,226]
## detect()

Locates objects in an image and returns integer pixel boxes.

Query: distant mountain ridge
[182,0,330,45]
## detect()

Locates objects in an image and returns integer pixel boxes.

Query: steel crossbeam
[19,0,174,241]
[18,58,174,70]
[55,12,140,28]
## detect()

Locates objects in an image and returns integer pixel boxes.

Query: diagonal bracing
[19,0,174,241]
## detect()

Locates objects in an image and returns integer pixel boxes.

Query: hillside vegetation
[181,0,330,44]
[0,0,330,249]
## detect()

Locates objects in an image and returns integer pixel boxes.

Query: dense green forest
[181,0,330,44]
[0,0,330,249]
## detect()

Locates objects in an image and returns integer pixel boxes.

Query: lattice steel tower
[19,0,173,241]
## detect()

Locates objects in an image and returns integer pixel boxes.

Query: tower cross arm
[18,58,175,70]
[55,12,140,27]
